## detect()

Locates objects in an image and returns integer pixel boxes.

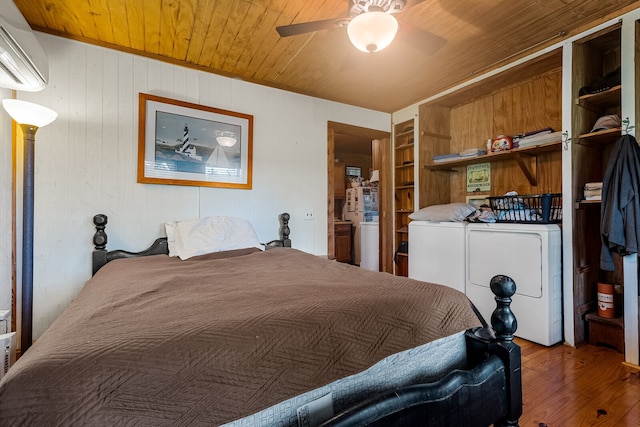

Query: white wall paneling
[1,33,390,340]
[0,87,12,324]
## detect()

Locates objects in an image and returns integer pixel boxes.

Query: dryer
[465,222,562,346]
[408,221,466,293]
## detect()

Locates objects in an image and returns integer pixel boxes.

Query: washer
[465,222,562,346]
[408,221,467,293]
[360,222,379,271]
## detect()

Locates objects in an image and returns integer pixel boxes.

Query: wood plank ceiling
[14,0,640,113]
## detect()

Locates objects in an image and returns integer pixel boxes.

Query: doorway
[327,122,391,272]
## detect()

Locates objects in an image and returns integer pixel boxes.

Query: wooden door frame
[327,128,336,260]
[327,122,391,272]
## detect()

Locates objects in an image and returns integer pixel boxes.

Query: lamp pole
[20,123,37,353]
[3,98,57,354]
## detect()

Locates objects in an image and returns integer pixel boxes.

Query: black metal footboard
[321,275,522,427]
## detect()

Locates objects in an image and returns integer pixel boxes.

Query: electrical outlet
[304,210,314,220]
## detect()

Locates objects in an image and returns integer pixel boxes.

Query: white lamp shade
[347,11,399,53]
[2,99,57,127]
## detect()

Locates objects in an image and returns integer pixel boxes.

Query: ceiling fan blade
[276,17,348,37]
[396,19,446,56]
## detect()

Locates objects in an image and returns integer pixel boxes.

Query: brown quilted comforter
[0,248,481,425]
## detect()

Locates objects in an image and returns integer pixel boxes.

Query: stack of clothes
[512,127,563,148]
[584,182,602,201]
[432,148,486,163]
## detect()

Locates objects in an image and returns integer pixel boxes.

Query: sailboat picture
[138,93,253,189]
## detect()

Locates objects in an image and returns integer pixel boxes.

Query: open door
[327,122,390,271]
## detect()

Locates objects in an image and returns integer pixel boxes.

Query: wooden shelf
[426,141,561,170]
[395,142,414,150]
[576,85,621,111]
[395,162,414,169]
[585,312,624,354]
[395,128,414,139]
[577,127,621,145]
[425,140,561,186]
[576,199,601,209]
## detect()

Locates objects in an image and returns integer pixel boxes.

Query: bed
[0,213,522,426]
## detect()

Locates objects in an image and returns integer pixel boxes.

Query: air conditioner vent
[0,53,23,84]
[0,0,48,91]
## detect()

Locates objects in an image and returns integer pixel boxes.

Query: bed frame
[92,213,291,275]
[90,213,522,426]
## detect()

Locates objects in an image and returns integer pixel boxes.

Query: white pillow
[409,203,476,222]
[165,216,263,260]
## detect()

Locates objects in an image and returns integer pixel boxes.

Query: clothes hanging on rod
[600,134,640,271]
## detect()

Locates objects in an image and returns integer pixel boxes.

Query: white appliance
[465,223,562,346]
[0,0,49,91]
[345,186,378,214]
[344,187,378,265]
[360,221,379,271]
[0,309,8,334]
[1,332,16,380]
[408,221,467,293]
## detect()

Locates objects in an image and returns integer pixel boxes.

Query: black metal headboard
[92,213,291,275]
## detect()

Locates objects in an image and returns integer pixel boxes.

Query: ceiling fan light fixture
[347,11,398,53]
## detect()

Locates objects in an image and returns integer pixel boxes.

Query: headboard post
[92,214,108,275]
[280,212,291,247]
[265,212,291,249]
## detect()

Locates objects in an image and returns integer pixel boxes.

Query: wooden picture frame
[138,93,253,189]
[466,195,490,208]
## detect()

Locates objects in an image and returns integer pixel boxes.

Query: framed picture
[466,162,491,192]
[138,93,253,189]
[466,195,490,208]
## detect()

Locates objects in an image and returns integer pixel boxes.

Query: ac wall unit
[0,0,48,91]
[1,332,16,380]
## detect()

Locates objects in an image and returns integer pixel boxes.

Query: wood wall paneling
[418,104,451,208]
[432,68,563,203]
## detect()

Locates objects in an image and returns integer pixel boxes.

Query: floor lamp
[2,99,57,353]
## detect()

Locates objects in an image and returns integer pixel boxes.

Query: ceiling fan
[276,0,446,55]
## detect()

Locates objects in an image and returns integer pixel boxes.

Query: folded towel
[459,148,487,157]
[584,182,603,190]
[584,189,602,198]
[432,153,461,162]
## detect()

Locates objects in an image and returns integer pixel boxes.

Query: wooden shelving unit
[393,120,415,277]
[570,26,623,346]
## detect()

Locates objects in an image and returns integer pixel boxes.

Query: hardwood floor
[517,338,640,426]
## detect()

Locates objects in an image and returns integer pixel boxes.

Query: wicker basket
[488,193,562,224]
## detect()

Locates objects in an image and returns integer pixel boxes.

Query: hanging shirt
[600,134,640,271]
